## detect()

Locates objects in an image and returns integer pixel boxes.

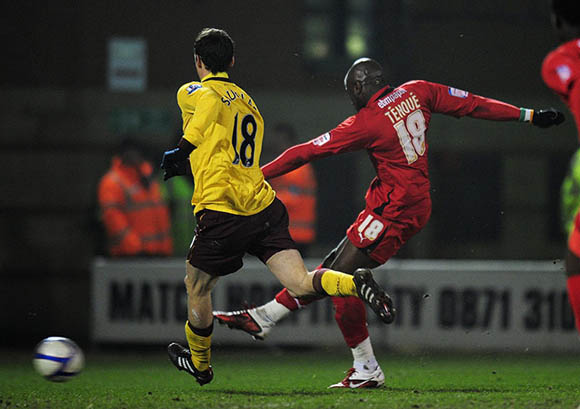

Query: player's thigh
[187,210,247,276]
[249,198,298,263]
[266,249,313,296]
[346,207,425,265]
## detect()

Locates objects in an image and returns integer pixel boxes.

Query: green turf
[1,348,579,409]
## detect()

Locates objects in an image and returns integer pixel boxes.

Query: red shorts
[346,205,431,264]
[569,210,580,257]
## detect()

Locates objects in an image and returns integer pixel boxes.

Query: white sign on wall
[107,37,147,92]
[91,258,580,352]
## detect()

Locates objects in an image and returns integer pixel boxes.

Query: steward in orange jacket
[267,123,317,255]
[98,141,173,257]
[270,163,317,246]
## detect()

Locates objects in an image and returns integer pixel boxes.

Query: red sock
[332,296,369,348]
[275,288,301,311]
[566,275,580,335]
[275,287,324,310]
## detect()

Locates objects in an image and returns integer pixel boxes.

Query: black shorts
[187,197,297,276]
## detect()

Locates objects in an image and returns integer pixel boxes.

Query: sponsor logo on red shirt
[448,87,469,98]
[312,132,330,146]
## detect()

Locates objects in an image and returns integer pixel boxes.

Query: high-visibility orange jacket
[270,163,317,244]
[98,157,173,257]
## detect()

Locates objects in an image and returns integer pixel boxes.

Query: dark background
[0,0,576,344]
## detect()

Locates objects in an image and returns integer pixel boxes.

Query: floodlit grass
[1,347,579,408]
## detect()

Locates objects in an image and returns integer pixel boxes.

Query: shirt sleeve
[418,80,521,121]
[542,52,580,97]
[180,88,220,147]
[261,114,371,179]
[570,80,580,141]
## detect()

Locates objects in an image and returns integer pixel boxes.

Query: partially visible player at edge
[214,58,565,388]
[542,0,580,336]
[160,28,395,386]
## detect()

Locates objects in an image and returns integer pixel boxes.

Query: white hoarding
[91,258,580,352]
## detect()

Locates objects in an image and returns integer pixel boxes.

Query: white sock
[351,337,379,373]
[253,299,292,324]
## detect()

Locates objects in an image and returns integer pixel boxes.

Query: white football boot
[328,366,385,389]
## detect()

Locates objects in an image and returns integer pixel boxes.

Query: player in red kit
[215,58,564,388]
[542,0,580,336]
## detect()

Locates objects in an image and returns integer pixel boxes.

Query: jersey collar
[201,72,233,83]
[369,85,394,105]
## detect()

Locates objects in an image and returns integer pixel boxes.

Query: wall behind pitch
[92,258,580,352]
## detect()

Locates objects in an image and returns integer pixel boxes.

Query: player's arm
[569,81,580,139]
[262,115,370,179]
[424,81,564,127]
[161,89,219,180]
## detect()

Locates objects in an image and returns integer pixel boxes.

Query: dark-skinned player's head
[552,0,580,42]
[193,28,235,73]
[344,58,387,111]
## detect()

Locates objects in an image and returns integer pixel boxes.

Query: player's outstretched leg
[353,268,396,324]
[167,342,214,386]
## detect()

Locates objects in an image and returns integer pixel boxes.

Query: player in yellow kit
[161,28,394,386]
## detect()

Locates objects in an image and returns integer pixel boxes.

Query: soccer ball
[33,337,84,382]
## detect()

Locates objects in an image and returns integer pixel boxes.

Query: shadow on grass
[386,387,506,393]
[201,390,335,397]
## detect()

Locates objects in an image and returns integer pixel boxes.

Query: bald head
[344,58,387,111]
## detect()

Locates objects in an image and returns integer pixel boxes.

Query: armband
[519,108,534,123]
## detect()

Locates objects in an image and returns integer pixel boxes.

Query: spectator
[268,123,318,257]
[98,137,173,257]
[561,148,580,234]
[160,167,195,256]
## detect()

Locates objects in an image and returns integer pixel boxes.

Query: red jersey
[262,80,522,221]
[542,38,580,140]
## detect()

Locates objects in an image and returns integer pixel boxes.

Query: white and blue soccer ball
[33,337,84,382]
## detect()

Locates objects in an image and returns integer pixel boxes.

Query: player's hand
[160,148,189,181]
[532,108,565,128]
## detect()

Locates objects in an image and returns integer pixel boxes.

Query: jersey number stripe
[393,109,427,164]
[232,113,257,167]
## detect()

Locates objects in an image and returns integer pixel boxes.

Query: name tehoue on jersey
[383,92,422,125]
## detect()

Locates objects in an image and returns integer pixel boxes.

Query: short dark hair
[553,0,580,26]
[193,28,235,73]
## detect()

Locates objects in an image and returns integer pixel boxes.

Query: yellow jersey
[177,72,275,216]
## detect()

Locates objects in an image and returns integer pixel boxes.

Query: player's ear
[354,80,363,96]
[229,56,235,69]
[195,54,203,69]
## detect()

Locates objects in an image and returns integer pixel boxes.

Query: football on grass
[33,337,84,382]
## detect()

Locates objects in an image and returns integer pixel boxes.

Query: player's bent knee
[184,262,217,296]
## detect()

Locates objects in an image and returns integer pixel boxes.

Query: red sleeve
[262,114,370,179]
[415,80,521,121]
[542,51,580,97]
[570,81,580,140]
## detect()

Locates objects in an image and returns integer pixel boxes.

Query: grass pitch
[1,347,579,409]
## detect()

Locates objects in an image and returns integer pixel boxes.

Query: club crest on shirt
[448,87,469,98]
[312,132,330,146]
[556,64,572,83]
[187,84,202,94]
